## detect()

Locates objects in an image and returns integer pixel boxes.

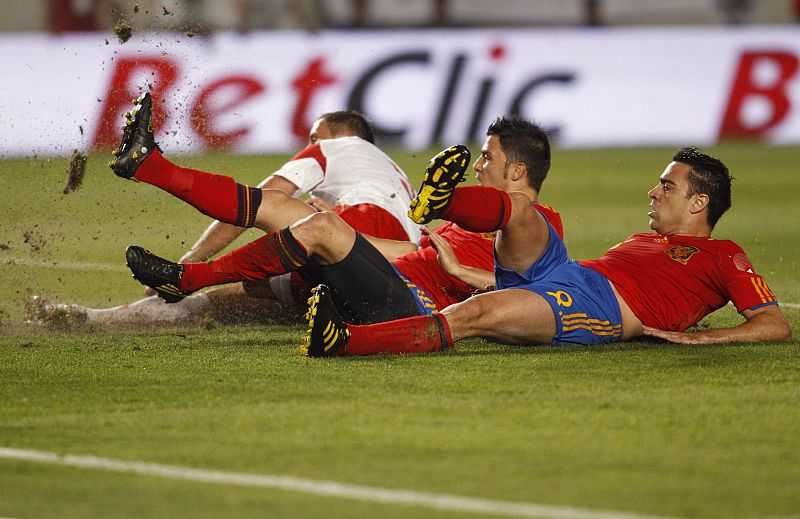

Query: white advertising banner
[1,27,799,156]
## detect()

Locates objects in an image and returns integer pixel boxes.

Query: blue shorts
[392,266,437,316]
[494,220,622,345]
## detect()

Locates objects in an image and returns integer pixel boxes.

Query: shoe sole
[110,93,153,179]
[408,145,470,224]
[301,285,348,358]
[300,285,322,357]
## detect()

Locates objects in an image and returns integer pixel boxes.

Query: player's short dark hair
[673,147,733,230]
[320,110,375,144]
[487,116,551,191]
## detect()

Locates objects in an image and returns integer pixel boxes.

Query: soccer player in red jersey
[28,100,421,327]
[303,147,791,356]
[108,96,563,332]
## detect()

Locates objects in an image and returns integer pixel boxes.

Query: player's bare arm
[642,304,792,344]
[362,235,419,262]
[424,227,494,290]
[179,221,248,263]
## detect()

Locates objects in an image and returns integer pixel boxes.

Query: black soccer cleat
[301,284,350,358]
[408,144,471,225]
[109,92,160,179]
[125,245,187,303]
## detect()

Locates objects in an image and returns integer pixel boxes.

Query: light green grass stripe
[0,447,679,519]
[0,256,128,272]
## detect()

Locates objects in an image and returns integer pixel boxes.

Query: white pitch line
[0,446,679,519]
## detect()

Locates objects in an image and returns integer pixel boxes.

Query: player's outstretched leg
[125,246,188,303]
[408,145,470,224]
[301,292,456,357]
[24,295,88,330]
[301,284,350,358]
[109,92,159,179]
[107,92,273,230]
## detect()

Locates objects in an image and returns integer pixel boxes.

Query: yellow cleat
[301,284,350,358]
[408,145,470,225]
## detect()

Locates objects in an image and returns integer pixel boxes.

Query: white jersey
[270,136,421,243]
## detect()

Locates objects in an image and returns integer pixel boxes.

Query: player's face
[473,135,512,189]
[307,119,335,147]
[647,161,695,235]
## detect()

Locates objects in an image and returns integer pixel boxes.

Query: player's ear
[510,162,527,182]
[689,193,710,215]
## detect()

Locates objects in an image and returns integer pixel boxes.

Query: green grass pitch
[0,144,798,518]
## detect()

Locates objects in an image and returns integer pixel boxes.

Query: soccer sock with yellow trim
[440,186,512,232]
[179,228,309,293]
[342,312,454,356]
[134,149,262,228]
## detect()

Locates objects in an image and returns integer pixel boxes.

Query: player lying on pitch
[28,96,421,327]
[105,93,564,337]
[301,147,792,356]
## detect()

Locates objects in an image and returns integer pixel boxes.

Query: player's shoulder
[534,201,557,212]
[534,202,560,218]
[626,232,658,241]
[291,142,325,162]
[694,235,746,255]
[698,237,761,276]
[321,136,388,160]
[319,135,370,151]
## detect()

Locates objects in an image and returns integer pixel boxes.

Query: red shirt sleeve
[290,143,327,173]
[717,243,778,312]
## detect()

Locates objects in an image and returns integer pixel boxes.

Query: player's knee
[443,295,491,335]
[290,211,356,263]
[290,211,343,247]
[302,210,341,233]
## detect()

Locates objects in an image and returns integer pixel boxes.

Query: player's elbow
[760,316,792,342]
[747,306,793,343]
[774,321,793,342]
[769,309,793,342]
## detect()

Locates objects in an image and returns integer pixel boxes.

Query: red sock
[440,186,512,232]
[180,228,309,293]
[135,150,262,227]
[342,313,454,356]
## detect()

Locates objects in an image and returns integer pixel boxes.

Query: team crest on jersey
[665,245,700,265]
[481,232,496,241]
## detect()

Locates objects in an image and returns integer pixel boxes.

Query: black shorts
[298,233,423,325]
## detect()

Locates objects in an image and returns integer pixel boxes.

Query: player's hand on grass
[642,326,709,344]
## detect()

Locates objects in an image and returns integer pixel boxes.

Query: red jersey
[580,233,778,332]
[393,204,563,310]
